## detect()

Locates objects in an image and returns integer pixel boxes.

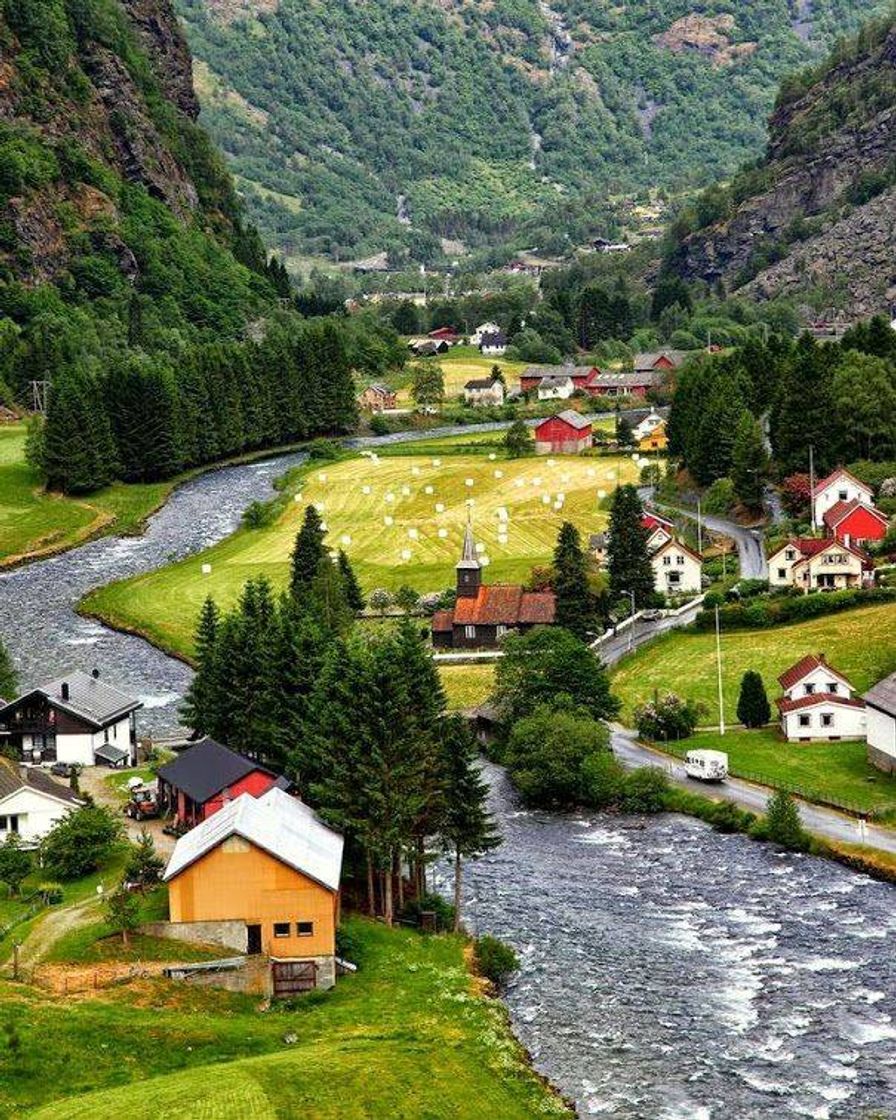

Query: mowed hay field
[84,450,642,659]
[392,351,527,402]
[612,601,896,726]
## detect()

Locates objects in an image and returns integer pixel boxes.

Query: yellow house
[638,419,668,452]
[164,787,343,991]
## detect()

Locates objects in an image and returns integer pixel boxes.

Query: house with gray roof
[864,672,896,772]
[0,756,83,846]
[0,669,142,768]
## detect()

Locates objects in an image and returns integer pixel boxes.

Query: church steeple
[456,512,482,598]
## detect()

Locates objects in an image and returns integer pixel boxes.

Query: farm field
[83,450,643,660]
[391,349,527,403]
[612,601,896,726]
[659,729,896,818]
[19,918,567,1120]
[0,424,188,566]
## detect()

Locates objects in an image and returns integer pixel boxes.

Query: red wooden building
[520,365,599,393]
[428,326,460,343]
[534,411,593,454]
[157,738,286,830]
[822,499,889,547]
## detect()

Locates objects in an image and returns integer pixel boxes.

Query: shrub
[764,789,809,851]
[399,893,456,932]
[581,752,626,808]
[634,693,702,741]
[505,706,611,808]
[36,883,64,905]
[0,834,31,896]
[40,805,122,880]
[708,801,755,834]
[368,587,393,616]
[369,413,390,436]
[702,478,736,516]
[307,438,342,461]
[619,767,669,813]
[335,924,364,964]
[474,934,519,988]
[242,500,274,529]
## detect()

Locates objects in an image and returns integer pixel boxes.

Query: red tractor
[123,783,159,820]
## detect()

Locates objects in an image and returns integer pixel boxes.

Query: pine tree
[308,554,353,634]
[731,411,769,511]
[42,368,116,493]
[125,830,165,891]
[290,505,326,599]
[606,485,655,607]
[736,670,771,728]
[106,356,182,482]
[0,635,17,702]
[338,550,365,612]
[765,789,808,851]
[438,715,501,931]
[552,522,593,640]
[267,596,329,770]
[180,597,221,735]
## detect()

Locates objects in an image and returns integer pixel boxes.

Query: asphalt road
[654,500,769,580]
[594,599,703,667]
[610,724,896,854]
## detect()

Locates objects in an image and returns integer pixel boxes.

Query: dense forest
[176,0,890,264]
[0,0,358,492]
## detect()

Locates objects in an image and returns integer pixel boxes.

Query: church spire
[456,510,482,598]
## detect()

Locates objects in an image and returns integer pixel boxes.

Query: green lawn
[661,728,896,817]
[612,601,896,726]
[0,423,183,566]
[12,918,569,1120]
[439,663,496,710]
[83,449,642,659]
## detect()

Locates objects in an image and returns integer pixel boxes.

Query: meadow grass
[392,351,527,403]
[83,450,641,660]
[15,917,569,1119]
[438,663,497,709]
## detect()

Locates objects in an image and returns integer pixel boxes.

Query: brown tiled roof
[431,609,454,633]
[777,654,852,692]
[519,592,556,624]
[777,692,865,713]
[451,585,555,626]
[770,538,870,565]
[0,758,82,805]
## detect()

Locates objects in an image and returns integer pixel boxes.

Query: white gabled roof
[163,787,343,892]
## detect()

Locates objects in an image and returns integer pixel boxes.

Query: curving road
[653,499,768,580]
[610,724,895,852]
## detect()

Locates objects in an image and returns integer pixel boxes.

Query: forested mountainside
[176,0,888,265]
[0,0,356,493]
[667,14,896,316]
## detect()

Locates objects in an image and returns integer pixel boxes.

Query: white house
[777,653,866,742]
[767,537,870,592]
[0,670,142,768]
[537,375,575,401]
[470,321,501,347]
[864,672,896,772]
[479,331,507,357]
[632,411,665,443]
[463,376,505,407]
[651,537,702,595]
[812,467,874,531]
[0,759,83,847]
[642,511,674,551]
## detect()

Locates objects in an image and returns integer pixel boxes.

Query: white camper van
[684,749,728,782]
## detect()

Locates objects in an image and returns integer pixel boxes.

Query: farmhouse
[812,467,874,530]
[479,331,507,357]
[537,374,575,400]
[864,672,896,772]
[534,411,592,454]
[358,383,397,412]
[777,654,866,742]
[822,499,888,547]
[408,338,449,357]
[164,787,344,993]
[0,758,82,847]
[638,419,668,452]
[157,737,286,830]
[431,521,555,649]
[651,537,702,595]
[589,370,660,398]
[463,376,505,407]
[633,350,687,375]
[470,321,501,346]
[520,365,598,394]
[0,670,141,768]
[767,537,872,591]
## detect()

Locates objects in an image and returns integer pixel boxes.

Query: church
[430,520,556,650]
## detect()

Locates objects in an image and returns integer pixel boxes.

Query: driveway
[79,766,175,856]
[610,724,896,853]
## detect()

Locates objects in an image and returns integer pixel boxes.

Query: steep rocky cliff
[671,19,896,315]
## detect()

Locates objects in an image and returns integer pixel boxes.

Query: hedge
[694,586,896,631]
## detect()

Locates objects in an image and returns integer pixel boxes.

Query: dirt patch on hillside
[655,15,757,66]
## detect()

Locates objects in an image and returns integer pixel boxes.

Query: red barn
[157,738,286,830]
[520,365,599,393]
[534,411,593,454]
[823,499,889,547]
[428,326,460,343]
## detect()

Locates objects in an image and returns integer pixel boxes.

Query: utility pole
[623,589,636,652]
[715,604,725,736]
[697,497,703,554]
[808,444,816,533]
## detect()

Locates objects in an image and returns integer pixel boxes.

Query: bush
[40,805,122,880]
[505,706,611,808]
[399,893,456,932]
[36,882,64,905]
[702,477,736,516]
[763,789,809,851]
[335,924,364,964]
[474,934,519,988]
[581,752,626,808]
[634,693,702,741]
[242,500,275,529]
[307,438,342,461]
[619,767,669,813]
[369,413,390,436]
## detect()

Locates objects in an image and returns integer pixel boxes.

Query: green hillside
[176,0,891,264]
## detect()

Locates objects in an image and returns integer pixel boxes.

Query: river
[3,438,896,1119]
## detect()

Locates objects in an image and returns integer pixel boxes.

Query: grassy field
[13,918,569,1120]
[438,663,497,710]
[83,449,641,660]
[390,350,528,403]
[0,423,190,566]
[612,602,896,726]
[661,728,896,817]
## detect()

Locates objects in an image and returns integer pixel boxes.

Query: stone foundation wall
[140,919,247,953]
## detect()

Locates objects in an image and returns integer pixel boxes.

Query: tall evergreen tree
[42,368,117,493]
[290,505,326,599]
[552,522,593,640]
[731,411,769,511]
[736,670,772,728]
[437,715,501,931]
[180,596,221,735]
[308,554,353,634]
[338,550,365,612]
[106,355,182,482]
[606,485,655,607]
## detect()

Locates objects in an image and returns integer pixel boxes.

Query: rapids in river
[2,440,895,1119]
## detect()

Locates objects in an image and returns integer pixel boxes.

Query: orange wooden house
[164,786,344,993]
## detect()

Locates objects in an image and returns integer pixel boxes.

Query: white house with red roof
[822,499,889,547]
[777,654,866,741]
[767,537,871,591]
[651,537,702,594]
[812,467,874,530]
[642,511,674,551]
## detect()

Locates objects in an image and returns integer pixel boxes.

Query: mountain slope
[176,0,890,264]
[667,15,896,316]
